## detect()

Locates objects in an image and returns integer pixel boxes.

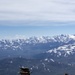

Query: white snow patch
[42,63,45,67]
[69,35,75,39]
[44,58,48,61]
[50,59,54,62]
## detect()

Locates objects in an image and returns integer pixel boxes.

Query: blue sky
[0,0,75,39]
[0,25,75,39]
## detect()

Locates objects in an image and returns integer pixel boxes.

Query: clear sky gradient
[0,25,75,39]
[0,0,75,39]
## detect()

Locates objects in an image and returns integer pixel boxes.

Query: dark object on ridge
[20,67,30,75]
[65,73,68,75]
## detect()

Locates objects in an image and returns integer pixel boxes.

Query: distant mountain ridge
[47,43,75,57]
[0,34,75,59]
[0,34,75,44]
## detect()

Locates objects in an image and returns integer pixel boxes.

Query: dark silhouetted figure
[20,67,30,75]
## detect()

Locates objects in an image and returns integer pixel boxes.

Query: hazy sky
[0,0,75,39]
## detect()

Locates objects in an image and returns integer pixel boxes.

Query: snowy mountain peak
[0,34,75,43]
[68,34,75,39]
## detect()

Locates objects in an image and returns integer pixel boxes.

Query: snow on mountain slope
[47,43,75,57]
[0,34,75,52]
[0,34,75,43]
[24,34,75,43]
[0,34,75,59]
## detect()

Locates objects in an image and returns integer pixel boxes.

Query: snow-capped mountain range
[1,34,75,75]
[0,34,75,44]
[0,34,75,59]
